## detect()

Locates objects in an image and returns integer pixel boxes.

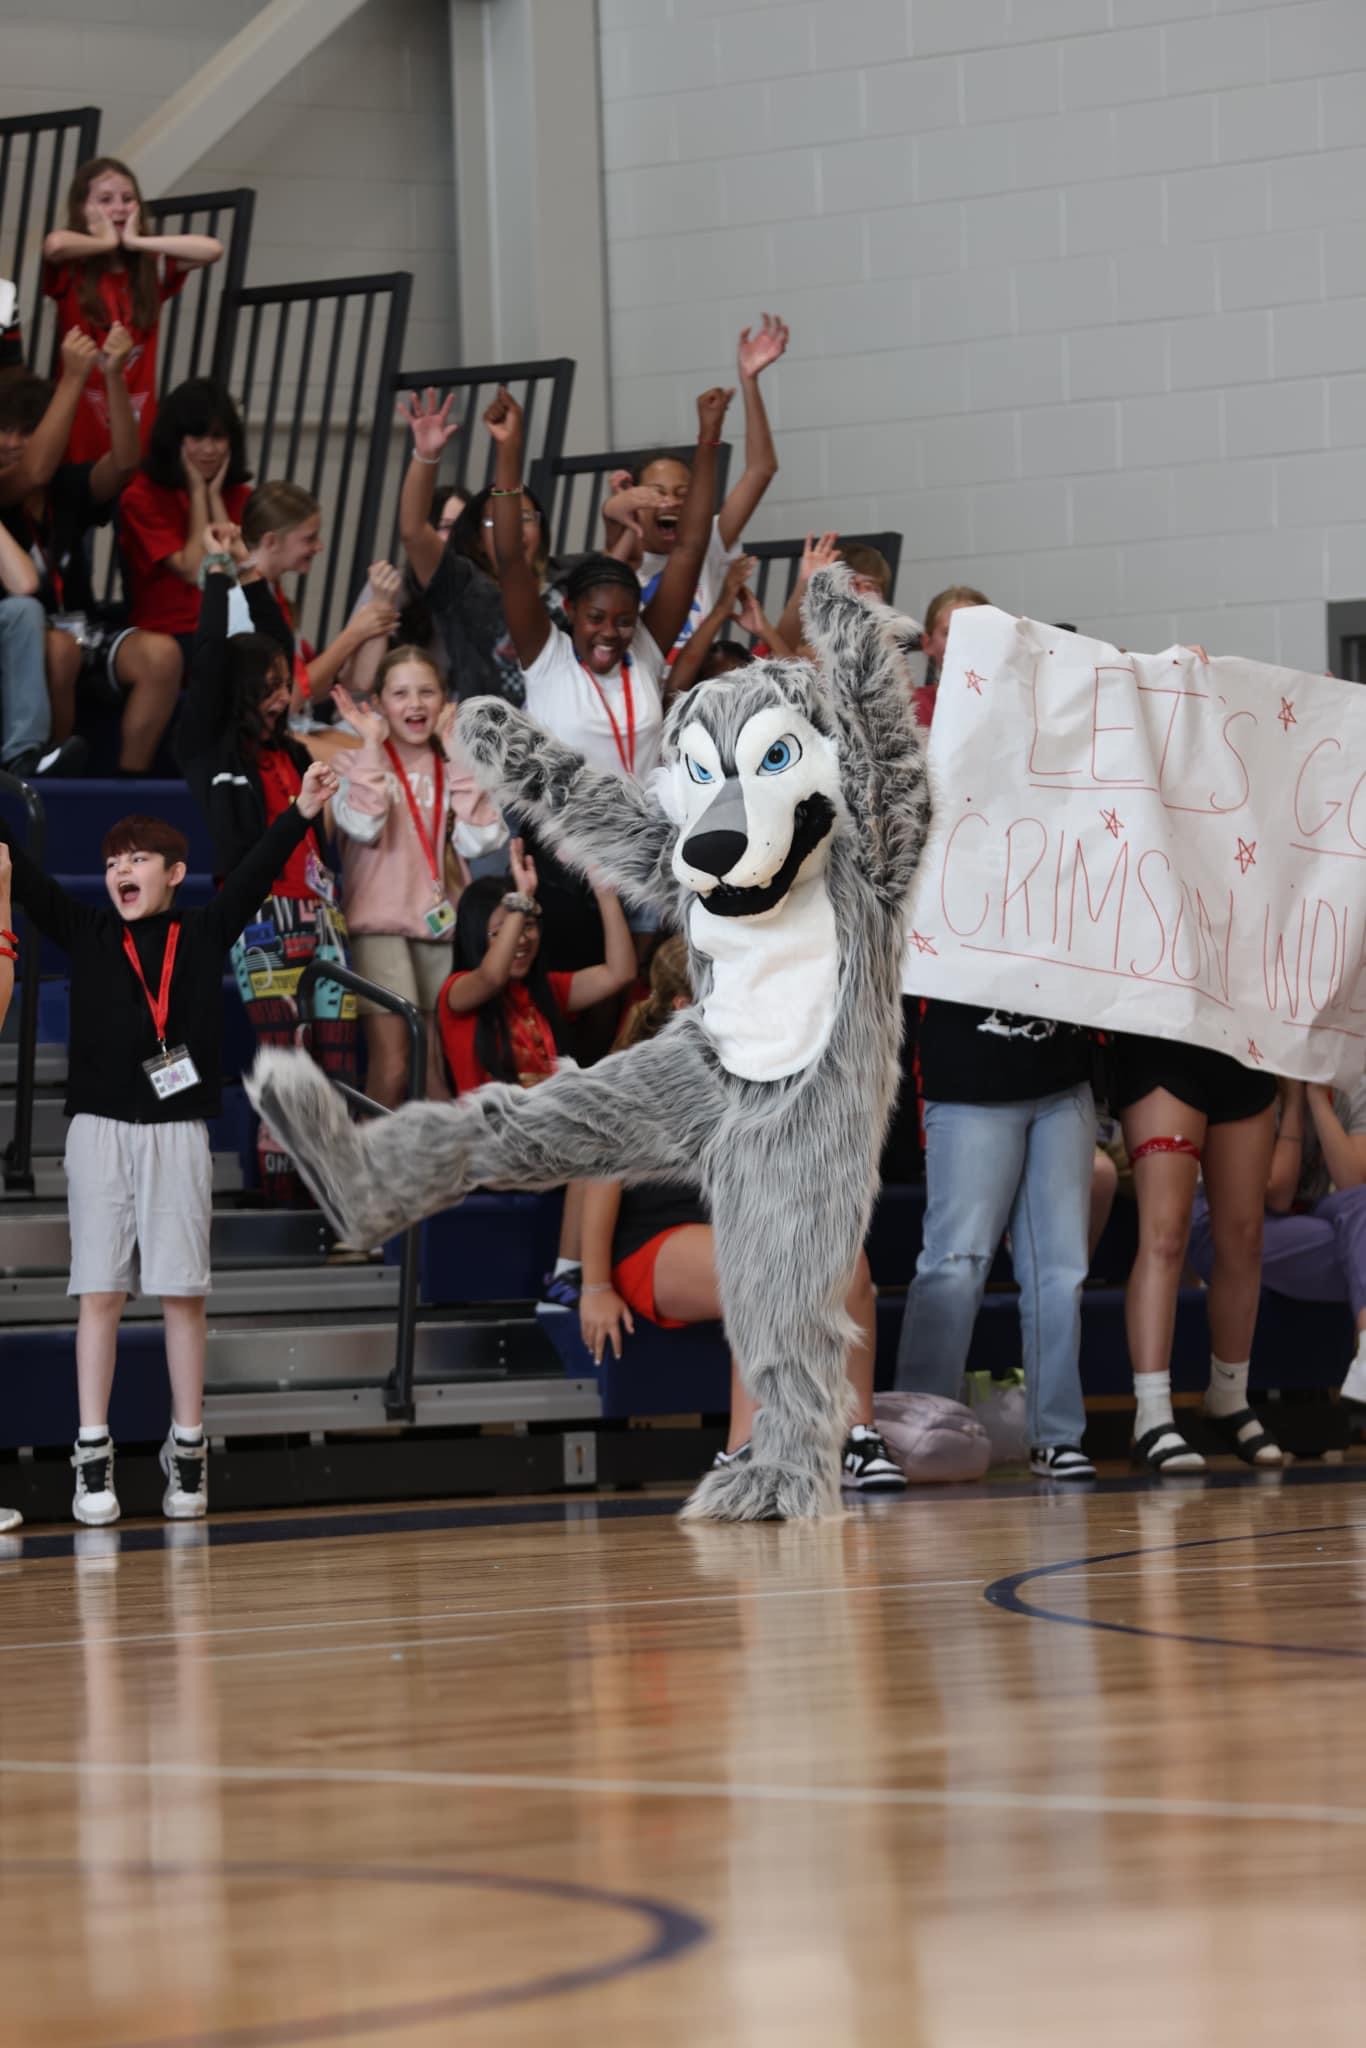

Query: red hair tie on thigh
[1130,1135,1201,1164]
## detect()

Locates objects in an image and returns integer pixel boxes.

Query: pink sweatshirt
[333,735,506,939]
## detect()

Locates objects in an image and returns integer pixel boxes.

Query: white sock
[553,1256,578,1278]
[1341,1335,1366,1404]
[78,1424,110,1444]
[1205,1355,1250,1417]
[1134,1371,1175,1439]
[172,1423,204,1445]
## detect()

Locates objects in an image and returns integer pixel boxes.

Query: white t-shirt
[639,516,741,657]
[521,622,665,780]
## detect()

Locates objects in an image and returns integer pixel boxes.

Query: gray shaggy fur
[248,566,930,1521]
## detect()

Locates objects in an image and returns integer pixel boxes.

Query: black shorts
[1107,1033,1276,1127]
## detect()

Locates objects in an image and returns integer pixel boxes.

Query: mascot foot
[679,1458,838,1524]
[245,1049,393,1249]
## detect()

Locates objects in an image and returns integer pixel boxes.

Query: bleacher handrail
[0,771,46,1194]
[295,958,425,1424]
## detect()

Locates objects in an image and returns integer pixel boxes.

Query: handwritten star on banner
[963,669,986,696]
[1247,1040,1262,1065]
[1235,837,1257,874]
[1277,697,1297,731]
[909,930,938,956]
[1100,807,1123,839]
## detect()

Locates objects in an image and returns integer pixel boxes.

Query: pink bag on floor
[873,1392,991,1484]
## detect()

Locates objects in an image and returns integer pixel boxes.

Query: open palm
[737,312,790,380]
[399,388,459,463]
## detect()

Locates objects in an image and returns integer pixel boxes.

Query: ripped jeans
[895,1084,1093,1449]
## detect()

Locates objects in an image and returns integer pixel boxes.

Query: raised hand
[720,553,758,612]
[59,329,100,384]
[202,520,246,564]
[483,386,524,447]
[332,684,390,747]
[101,322,134,378]
[799,531,840,586]
[508,835,538,899]
[737,311,790,381]
[398,388,459,464]
[368,561,403,607]
[697,385,735,443]
[348,598,400,644]
[297,759,340,819]
[603,482,667,538]
[734,586,770,640]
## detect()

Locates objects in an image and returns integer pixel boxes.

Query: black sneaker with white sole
[842,1425,908,1492]
[1030,1443,1096,1482]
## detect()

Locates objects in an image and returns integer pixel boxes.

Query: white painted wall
[0,0,458,368]
[599,0,1366,667]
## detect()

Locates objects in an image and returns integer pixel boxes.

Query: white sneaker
[71,1437,120,1525]
[159,1431,208,1519]
[0,1506,21,1534]
[1340,1357,1366,1408]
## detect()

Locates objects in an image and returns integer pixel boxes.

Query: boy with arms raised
[0,757,338,1523]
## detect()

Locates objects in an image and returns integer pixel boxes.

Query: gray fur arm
[801,565,930,904]
[456,696,676,913]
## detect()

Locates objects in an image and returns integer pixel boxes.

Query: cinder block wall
[600,0,1366,665]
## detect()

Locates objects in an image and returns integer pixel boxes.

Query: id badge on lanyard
[383,742,456,933]
[124,924,201,1100]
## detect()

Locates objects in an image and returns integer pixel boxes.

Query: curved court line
[0,1858,707,2047]
[984,1518,1366,1661]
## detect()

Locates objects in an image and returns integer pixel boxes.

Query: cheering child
[0,759,338,1526]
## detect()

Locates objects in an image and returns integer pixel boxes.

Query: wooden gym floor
[3,1463,1366,2046]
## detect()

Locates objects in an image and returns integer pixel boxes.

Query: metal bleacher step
[0,1262,399,1326]
[1,1152,245,1200]
[0,1204,331,1273]
[0,1044,65,1087]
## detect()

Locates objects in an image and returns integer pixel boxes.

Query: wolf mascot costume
[248,567,930,1520]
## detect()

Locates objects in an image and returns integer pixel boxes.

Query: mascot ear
[647,761,687,828]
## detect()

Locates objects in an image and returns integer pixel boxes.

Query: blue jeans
[0,594,50,766]
[896,1084,1093,1449]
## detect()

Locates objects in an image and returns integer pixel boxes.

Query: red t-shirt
[439,970,574,1095]
[119,473,251,635]
[43,258,187,464]
[912,683,937,730]
[257,748,314,900]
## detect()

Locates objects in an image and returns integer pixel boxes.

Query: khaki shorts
[349,932,452,1016]
[65,1114,212,1298]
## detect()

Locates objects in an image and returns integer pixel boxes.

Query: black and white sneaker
[1030,1443,1096,1482]
[71,1436,120,1525]
[7,736,89,780]
[159,1430,208,1519]
[842,1425,908,1492]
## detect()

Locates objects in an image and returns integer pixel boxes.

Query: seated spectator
[396,386,550,704]
[0,758,336,1525]
[115,377,253,772]
[329,652,507,1107]
[577,938,905,1492]
[0,325,140,759]
[915,583,989,728]
[0,501,83,778]
[602,313,790,657]
[175,537,357,1203]
[1190,1074,1366,1422]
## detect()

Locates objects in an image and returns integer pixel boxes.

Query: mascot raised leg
[248,566,930,1520]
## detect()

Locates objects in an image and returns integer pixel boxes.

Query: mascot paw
[245,1049,379,1248]
[679,1458,838,1524]
[456,695,516,775]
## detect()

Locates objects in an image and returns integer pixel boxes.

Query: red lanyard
[122,923,180,1051]
[384,742,446,890]
[579,654,636,775]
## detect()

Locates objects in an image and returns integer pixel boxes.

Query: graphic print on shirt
[978,1010,1069,1043]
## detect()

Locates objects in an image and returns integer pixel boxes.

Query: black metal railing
[743,530,905,617]
[143,186,255,392]
[221,270,413,648]
[0,107,102,374]
[295,959,424,1423]
[375,357,576,565]
[0,771,46,1194]
[550,441,732,564]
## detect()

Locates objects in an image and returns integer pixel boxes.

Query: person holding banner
[1110,1035,1280,1474]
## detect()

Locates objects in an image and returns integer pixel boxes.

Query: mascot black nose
[683,828,748,879]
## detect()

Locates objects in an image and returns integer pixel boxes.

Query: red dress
[43,259,187,464]
[119,474,251,635]
[438,971,574,1094]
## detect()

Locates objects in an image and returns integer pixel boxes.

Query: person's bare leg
[1089,1146,1118,1260]
[75,1292,125,1428]
[422,1010,449,1102]
[162,1296,207,1432]
[1198,1105,1280,1464]
[114,631,183,772]
[362,1012,410,1110]
[45,627,82,744]
[1119,1088,1207,1470]
[557,1179,584,1264]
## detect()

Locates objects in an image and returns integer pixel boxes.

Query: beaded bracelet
[198,552,237,589]
[412,452,442,466]
[501,890,539,916]
[489,485,524,497]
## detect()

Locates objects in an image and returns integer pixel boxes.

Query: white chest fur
[689,877,840,1082]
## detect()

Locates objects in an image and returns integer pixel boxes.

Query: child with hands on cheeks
[331,649,508,1106]
[0,756,336,1528]
[43,156,223,465]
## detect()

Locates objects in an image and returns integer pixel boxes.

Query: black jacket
[2,802,312,1124]
[174,571,324,878]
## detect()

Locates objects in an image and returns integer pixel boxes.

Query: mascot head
[656,663,842,917]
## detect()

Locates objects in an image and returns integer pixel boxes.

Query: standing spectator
[42,156,222,465]
[603,313,790,657]
[915,584,989,728]
[0,761,337,1524]
[114,377,252,772]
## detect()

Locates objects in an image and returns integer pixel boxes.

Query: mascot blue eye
[685,756,716,785]
[758,736,801,775]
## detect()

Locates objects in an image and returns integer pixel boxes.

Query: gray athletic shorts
[64,1114,213,1298]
